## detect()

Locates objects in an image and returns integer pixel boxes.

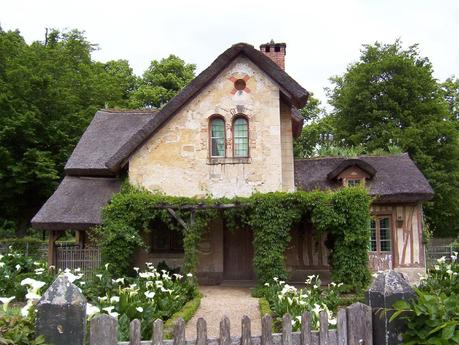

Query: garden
[0,248,199,344]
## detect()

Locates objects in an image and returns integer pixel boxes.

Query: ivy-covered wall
[94,183,372,291]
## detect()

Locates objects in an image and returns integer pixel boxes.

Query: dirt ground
[184,286,262,339]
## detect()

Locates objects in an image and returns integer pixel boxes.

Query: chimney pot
[260,41,286,70]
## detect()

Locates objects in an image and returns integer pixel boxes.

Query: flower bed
[0,249,198,342]
[261,275,343,331]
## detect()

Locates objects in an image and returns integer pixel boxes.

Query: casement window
[370,217,391,253]
[150,222,184,253]
[347,179,362,187]
[233,117,249,157]
[210,117,225,157]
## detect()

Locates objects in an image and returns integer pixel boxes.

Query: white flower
[62,271,82,283]
[186,273,193,277]
[110,296,120,303]
[134,267,139,272]
[329,317,337,326]
[21,301,33,317]
[102,306,115,314]
[136,307,143,313]
[264,283,270,287]
[434,265,440,271]
[144,291,155,299]
[287,297,293,305]
[96,274,103,280]
[21,278,46,294]
[312,304,322,315]
[437,256,446,264]
[452,252,458,262]
[129,284,137,289]
[0,297,15,312]
[273,277,278,282]
[0,262,4,268]
[279,280,285,285]
[15,264,21,271]
[112,278,124,284]
[447,269,453,275]
[26,292,41,301]
[86,303,100,317]
[98,296,108,302]
[108,311,119,318]
[173,273,183,279]
[105,263,110,270]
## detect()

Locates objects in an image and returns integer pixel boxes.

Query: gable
[128,56,295,198]
[105,43,309,173]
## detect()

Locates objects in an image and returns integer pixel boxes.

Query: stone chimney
[260,40,286,70]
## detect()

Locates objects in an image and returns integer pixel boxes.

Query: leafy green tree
[129,55,196,108]
[328,40,459,237]
[0,28,137,236]
[441,76,459,121]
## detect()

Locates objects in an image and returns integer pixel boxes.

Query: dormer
[327,159,376,187]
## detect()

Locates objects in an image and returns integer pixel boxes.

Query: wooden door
[223,227,255,280]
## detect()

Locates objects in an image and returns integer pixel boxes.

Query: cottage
[31,42,433,284]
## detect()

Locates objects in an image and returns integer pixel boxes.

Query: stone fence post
[365,270,416,345]
[36,275,87,345]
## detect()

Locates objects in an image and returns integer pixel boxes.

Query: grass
[164,292,202,338]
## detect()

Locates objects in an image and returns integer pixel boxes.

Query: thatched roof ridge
[105,42,309,172]
[65,110,157,176]
[327,158,377,180]
[31,176,121,230]
[294,153,434,203]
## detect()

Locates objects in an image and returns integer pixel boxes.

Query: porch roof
[31,176,121,230]
[294,153,434,203]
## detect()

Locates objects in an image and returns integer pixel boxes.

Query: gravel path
[185,286,262,339]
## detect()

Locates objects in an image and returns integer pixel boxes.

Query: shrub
[262,275,343,331]
[391,253,459,344]
[0,314,47,345]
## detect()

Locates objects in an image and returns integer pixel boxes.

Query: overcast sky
[2,0,459,106]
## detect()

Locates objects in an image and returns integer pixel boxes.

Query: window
[233,117,249,157]
[210,117,225,157]
[370,217,391,253]
[150,222,184,253]
[347,179,362,187]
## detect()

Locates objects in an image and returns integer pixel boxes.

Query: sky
[2,0,459,106]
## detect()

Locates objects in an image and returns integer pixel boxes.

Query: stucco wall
[128,56,295,198]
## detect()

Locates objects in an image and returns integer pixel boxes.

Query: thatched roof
[65,110,157,176]
[294,153,434,203]
[31,176,121,230]
[105,42,309,173]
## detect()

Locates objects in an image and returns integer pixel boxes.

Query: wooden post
[196,318,207,345]
[261,315,273,345]
[89,314,118,345]
[220,316,231,345]
[346,303,372,345]
[282,314,293,345]
[301,312,312,345]
[36,276,87,345]
[242,315,252,345]
[173,318,185,345]
[337,308,347,345]
[47,231,57,268]
[153,319,164,345]
[319,311,329,345]
[129,319,141,345]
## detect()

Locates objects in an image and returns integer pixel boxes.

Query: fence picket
[346,303,372,345]
[219,316,231,345]
[153,319,164,345]
[282,314,292,345]
[300,312,312,345]
[319,311,329,345]
[261,315,273,345]
[129,319,141,345]
[196,318,207,345]
[173,318,185,345]
[90,314,118,345]
[241,315,252,345]
[337,308,347,345]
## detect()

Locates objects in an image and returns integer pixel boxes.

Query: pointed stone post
[36,275,87,345]
[365,270,416,345]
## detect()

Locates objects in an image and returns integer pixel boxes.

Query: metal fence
[426,243,459,267]
[55,246,101,275]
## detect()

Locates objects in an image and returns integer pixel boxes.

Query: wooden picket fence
[89,302,372,345]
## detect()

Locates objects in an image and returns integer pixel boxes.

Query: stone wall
[128,56,295,198]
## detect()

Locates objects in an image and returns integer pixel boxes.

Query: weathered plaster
[129,56,294,198]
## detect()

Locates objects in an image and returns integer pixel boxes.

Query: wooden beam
[47,231,57,268]
[156,203,246,210]
[167,208,189,231]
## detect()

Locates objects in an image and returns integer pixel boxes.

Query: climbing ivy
[95,183,372,290]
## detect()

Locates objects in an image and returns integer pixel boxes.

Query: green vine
[94,183,372,290]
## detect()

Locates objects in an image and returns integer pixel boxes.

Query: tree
[327,40,459,237]
[129,55,196,108]
[0,28,137,236]
[441,76,459,121]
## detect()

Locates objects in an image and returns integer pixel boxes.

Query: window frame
[369,215,392,254]
[232,114,249,158]
[209,115,226,158]
[150,222,184,254]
